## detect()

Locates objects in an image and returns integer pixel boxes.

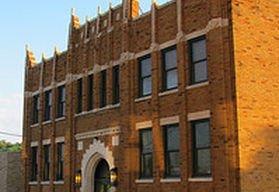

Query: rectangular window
[164,124,180,177]
[76,78,83,114]
[99,70,107,108]
[57,85,65,118]
[112,65,120,104]
[192,119,211,177]
[32,95,39,124]
[87,74,94,111]
[43,145,50,181]
[138,55,152,97]
[30,146,38,181]
[56,142,64,181]
[44,91,52,121]
[162,46,178,91]
[139,129,153,178]
[189,36,208,84]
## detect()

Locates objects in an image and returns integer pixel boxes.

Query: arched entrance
[80,139,116,192]
[94,159,110,192]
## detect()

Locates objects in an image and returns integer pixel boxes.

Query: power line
[0,131,22,137]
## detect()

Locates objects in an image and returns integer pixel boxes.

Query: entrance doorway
[94,159,110,192]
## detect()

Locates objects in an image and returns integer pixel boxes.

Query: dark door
[94,159,110,192]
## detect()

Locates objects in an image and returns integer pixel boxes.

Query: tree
[0,140,21,152]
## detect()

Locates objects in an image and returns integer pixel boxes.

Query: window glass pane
[194,61,207,83]
[142,77,152,96]
[141,130,152,153]
[141,154,153,177]
[195,121,210,148]
[166,69,178,89]
[197,149,211,174]
[168,151,180,176]
[192,39,206,62]
[166,125,179,151]
[141,57,151,77]
[164,49,177,70]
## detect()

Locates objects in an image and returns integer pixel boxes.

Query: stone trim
[74,104,120,118]
[135,179,154,183]
[136,121,152,130]
[53,181,64,185]
[160,178,181,183]
[135,95,152,103]
[75,126,120,141]
[55,117,66,122]
[187,110,210,121]
[26,17,228,96]
[42,120,52,125]
[28,181,38,185]
[160,116,179,126]
[186,81,209,90]
[41,181,50,185]
[30,141,38,147]
[55,137,65,143]
[42,139,51,145]
[188,177,213,182]
[159,89,178,97]
[80,139,115,192]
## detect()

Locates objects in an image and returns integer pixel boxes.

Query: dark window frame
[191,118,211,177]
[43,144,50,181]
[56,85,66,118]
[99,70,107,108]
[112,65,120,104]
[56,142,64,181]
[32,95,39,124]
[30,146,38,181]
[161,45,178,91]
[44,91,52,121]
[139,128,153,179]
[138,55,152,97]
[76,78,83,114]
[189,35,208,85]
[163,123,180,178]
[87,74,94,111]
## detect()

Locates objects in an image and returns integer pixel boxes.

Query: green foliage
[0,140,21,152]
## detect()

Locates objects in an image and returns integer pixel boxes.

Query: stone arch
[80,139,115,192]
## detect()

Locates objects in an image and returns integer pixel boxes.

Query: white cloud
[0,93,23,143]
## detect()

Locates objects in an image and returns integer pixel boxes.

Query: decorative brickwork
[22,0,278,192]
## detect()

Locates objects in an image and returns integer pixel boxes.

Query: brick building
[22,0,279,192]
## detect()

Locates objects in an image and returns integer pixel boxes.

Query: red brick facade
[22,0,279,192]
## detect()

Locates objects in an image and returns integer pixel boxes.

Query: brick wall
[231,0,279,192]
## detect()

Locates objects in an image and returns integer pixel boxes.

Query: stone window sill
[30,123,39,128]
[135,179,154,183]
[188,177,213,182]
[135,95,152,103]
[41,181,50,185]
[75,104,120,117]
[160,178,181,183]
[28,181,38,185]
[53,181,64,185]
[42,120,52,125]
[186,81,209,90]
[55,117,66,122]
[159,89,178,97]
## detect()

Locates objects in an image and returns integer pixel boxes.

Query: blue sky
[0,0,169,143]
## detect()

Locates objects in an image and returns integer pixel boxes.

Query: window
[57,85,65,118]
[56,142,64,181]
[32,95,39,124]
[30,146,38,181]
[87,74,94,111]
[164,124,180,177]
[192,119,211,177]
[138,55,152,97]
[112,65,120,104]
[99,70,107,108]
[43,145,50,181]
[139,129,153,178]
[189,36,208,84]
[44,91,52,121]
[162,46,178,91]
[76,78,83,113]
